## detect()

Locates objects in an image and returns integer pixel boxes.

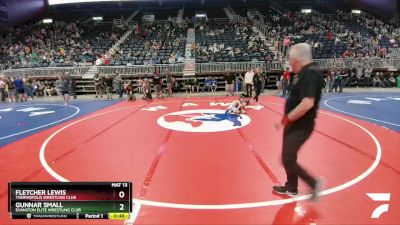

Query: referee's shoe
[273,178,324,201]
[272,186,298,197]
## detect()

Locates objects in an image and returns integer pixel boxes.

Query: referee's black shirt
[284,63,322,129]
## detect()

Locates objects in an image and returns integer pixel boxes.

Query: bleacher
[195,20,272,63]
[114,22,186,66]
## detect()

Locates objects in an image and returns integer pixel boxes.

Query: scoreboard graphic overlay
[8,182,132,220]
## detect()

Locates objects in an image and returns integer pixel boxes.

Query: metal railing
[385,58,400,69]
[313,58,400,70]
[2,64,185,78]
[172,17,187,28]
[195,61,284,74]
[311,10,338,19]
[213,18,231,23]
[389,48,400,57]
[2,66,91,78]
[2,58,399,78]
[230,15,247,24]
[97,63,185,76]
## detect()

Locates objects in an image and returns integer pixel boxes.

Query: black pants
[254,87,261,102]
[332,79,341,92]
[339,78,346,92]
[69,86,77,99]
[282,125,316,191]
[116,87,123,98]
[0,88,5,102]
[282,80,289,95]
[246,84,252,97]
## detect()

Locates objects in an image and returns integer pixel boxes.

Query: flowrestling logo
[157,109,251,132]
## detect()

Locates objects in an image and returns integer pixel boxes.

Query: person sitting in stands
[44,79,55,97]
[210,77,218,92]
[192,77,199,93]
[373,75,383,87]
[389,74,396,87]
[184,78,192,94]
[32,80,44,96]
[203,76,212,92]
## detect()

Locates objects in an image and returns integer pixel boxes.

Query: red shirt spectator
[102,55,110,65]
[380,48,387,57]
[327,31,333,40]
[327,70,334,80]
[343,50,351,58]
[282,70,291,81]
[283,37,290,47]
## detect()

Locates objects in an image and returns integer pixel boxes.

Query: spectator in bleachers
[334,36,341,46]
[168,54,176,64]
[327,30,334,40]
[184,78,192,94]
[191,77,199,93]
[0,20,126,68]
[264,53,273,62]
[95,56,103,66]
[389,37,397,47]
[364,67,373,88]
[388,74,396,87]
[44,79,55,97]
[173,78,181,93]
[210,77,218,92]
[382,73,391,88]
[373,74,383,87]
[32,80,44,97]
[203,76,212,92]
[283,36,291,56]
[371,37,379,54]
[355,66,364,86]
[273,52,282,62]
[380,47,387,58]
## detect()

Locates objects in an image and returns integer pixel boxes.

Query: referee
[273,43,323,201]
